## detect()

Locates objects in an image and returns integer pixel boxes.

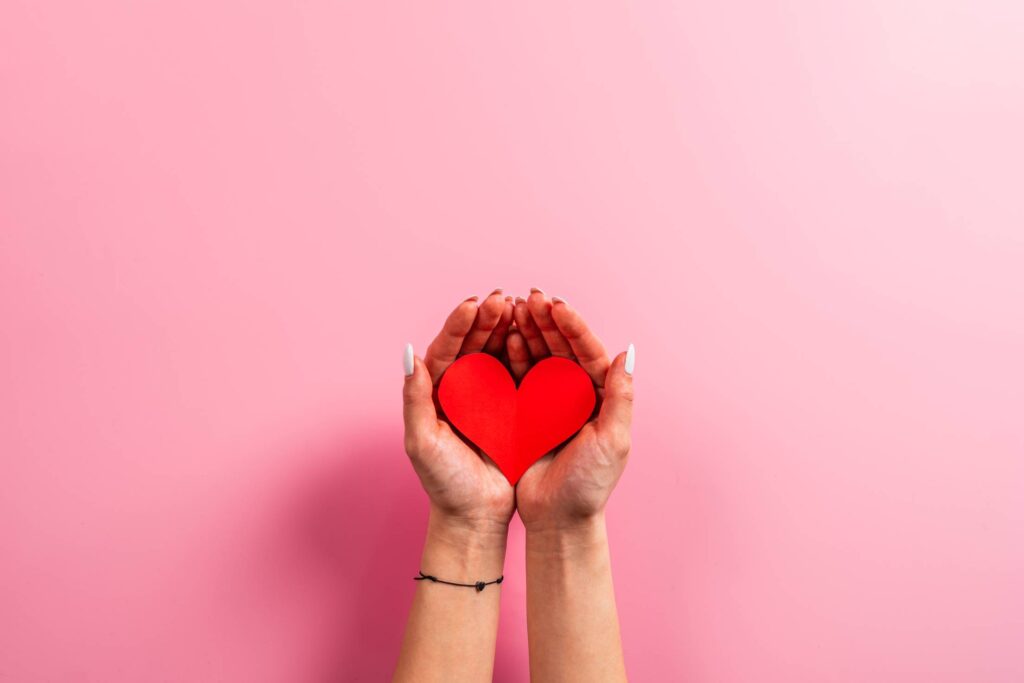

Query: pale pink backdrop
[2,1,1023,681]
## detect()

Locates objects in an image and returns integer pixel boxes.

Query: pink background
[2,1,1023,681]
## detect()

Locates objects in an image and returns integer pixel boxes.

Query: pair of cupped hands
[402,288,635,535]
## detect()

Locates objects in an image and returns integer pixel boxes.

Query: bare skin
[510,291,632,683]
[394,290,634,682]
[394,290,514,683]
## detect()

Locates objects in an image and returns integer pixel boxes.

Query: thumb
[596,343,635,450]
[403,343,438,453]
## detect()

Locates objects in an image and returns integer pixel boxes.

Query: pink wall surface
[2,1,1023,681]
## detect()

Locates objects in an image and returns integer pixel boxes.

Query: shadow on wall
[256,426,526,682]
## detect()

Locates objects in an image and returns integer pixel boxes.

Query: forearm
[393,509,508,683]
[525,514,627,682]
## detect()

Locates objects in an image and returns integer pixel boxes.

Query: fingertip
[403,342,414,377]
[549,297,575,327]
[403,353,432,396]
[449,298,480,330]
[527,291,557,333]
[507,328,527,354]
[513,298,532,330]
[482,298,517,354]
[598,349,635,442]
[478,291,506,324]
[527,288,548,310]
[607,349,633,385]
[453,300,481,332]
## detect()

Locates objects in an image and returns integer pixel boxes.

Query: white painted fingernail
[404,343,415,376]
[552,296,568,306]
[530,287,544,295]
[625,343,636,375]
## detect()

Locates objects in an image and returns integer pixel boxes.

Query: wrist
[524,512,608,559]
[428,504,510,542]
[420,508,509,582]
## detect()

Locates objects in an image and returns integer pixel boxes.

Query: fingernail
[552,296,568,306]
[514,296,526,304]
[625,343,636,376]
[530,287,544,295]
[505,295,514,303]
[491,287,504,295]
[404,343,415,376]
[464,295,479,302]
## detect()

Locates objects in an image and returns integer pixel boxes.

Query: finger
[424,297,480,383]
[460,289,507,355]
[527,288,574,358]
[506,329,531,381]
[550,298,610,387]
[483,296,515,356]
[514,296,549,360]
[403,344,438,455]
[596,344,635,456]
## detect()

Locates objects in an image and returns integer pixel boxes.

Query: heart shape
[437,353,596,485]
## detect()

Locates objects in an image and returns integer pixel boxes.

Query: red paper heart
[437,353,596,485]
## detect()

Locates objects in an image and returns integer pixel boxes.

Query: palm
[418,419,515,523]
[504,291,631,528]
[515,423,612,525]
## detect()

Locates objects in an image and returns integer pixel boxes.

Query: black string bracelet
[414,570,504,592]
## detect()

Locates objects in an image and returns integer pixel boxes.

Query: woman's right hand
[401,290,518,532]
[395,290,519,683]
